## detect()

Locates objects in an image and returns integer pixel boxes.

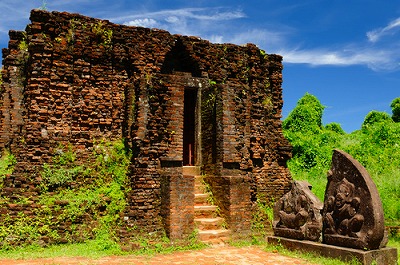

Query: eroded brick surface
[0,9,292,244]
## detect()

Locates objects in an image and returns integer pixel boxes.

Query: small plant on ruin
[39,0,47,10]
[145,71,153,85]
[41,145,85,189]
[0,151,16,189]
[251,197,274,243]
[54,36,62,43]
[18,40,28,52]
[201,178,215,205]
[66,19,79,45]
[91,21,113,49]
[203,81,217,112]
[262,95,273,113]
[259,49,268,59]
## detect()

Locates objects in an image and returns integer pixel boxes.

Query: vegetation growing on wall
[0,139,131,250]
[91,21,113,49]
[251,198,274,243]
[0,151,16,189]
[284,94,400,225]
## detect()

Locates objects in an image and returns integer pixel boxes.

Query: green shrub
[362,110,392,130]
[391,97,400,122]
[325,122,345,135]
[283,93,324,133]
[41,145,86,189]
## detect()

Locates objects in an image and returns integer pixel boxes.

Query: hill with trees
[283,93,400,225]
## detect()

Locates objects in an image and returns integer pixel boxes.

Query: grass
[263,243,360,265]
[1,237,397,264]
[259,238,400,265]
[0,236,207,260]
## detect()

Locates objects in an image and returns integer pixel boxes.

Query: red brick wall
[0,9,292,244]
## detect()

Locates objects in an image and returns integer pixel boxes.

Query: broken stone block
[322,149,387,250]
[273,180,323,241]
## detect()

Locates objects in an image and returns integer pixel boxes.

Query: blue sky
[1,0,399,132]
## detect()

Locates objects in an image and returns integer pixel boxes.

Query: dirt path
[0,245,316,265]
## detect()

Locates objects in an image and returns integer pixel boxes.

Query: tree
[282,93,325,134]
[325,122,345,135]
[362,110,392,130]
[391,97,400,123]
[283,93,329,170]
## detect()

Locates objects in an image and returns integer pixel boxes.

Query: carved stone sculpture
[322,150,387,250]
[273,180,323,241]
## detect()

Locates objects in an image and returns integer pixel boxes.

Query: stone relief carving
[322,150,387,250]
[273,150,388,251]
[323,178,364,238]
[273,180,323,241]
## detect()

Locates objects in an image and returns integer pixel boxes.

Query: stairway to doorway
[183,166,230,244]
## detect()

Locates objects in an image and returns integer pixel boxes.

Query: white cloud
[279,47,399,71]
[221,29,287,48]
[115,7,245,26]
[125,18,159,28]
[165,16,179,24]
[209,35,224,44]
[367,17,400,43]
[116,7,245,39]
[1,2,399,73]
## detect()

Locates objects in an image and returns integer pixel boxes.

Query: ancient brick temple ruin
[0,9,292,244]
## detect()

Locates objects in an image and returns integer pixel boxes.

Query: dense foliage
[284,94,400,225]
[392,97,400,123]
[0,140,131,250]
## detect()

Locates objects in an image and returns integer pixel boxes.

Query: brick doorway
[183,88,198,166]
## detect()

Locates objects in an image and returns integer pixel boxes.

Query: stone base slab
[267,236,398,265]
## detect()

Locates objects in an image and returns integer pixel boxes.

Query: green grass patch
[0,232,207,260]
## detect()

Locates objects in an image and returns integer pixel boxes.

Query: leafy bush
[283,93,324,133]
[283,94,333,175]
[362,110,392,130]
[391,97,400,122]
[325,122,345,135]
[41,145,86,189]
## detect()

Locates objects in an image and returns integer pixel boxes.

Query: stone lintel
[267,236,398,265]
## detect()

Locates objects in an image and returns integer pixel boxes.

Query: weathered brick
[0,9,292,245]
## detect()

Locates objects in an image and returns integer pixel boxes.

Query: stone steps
[194,205,218,218]
[195,217,225,230]
[195,193,209,205]
[189,169,230,244]
[194,176,207,194]
[183,166,200,176]
[198,229,231,244]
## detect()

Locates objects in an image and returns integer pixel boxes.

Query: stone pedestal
[267,236,398,265]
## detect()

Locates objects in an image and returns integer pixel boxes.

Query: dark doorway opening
[183,89,197,166]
